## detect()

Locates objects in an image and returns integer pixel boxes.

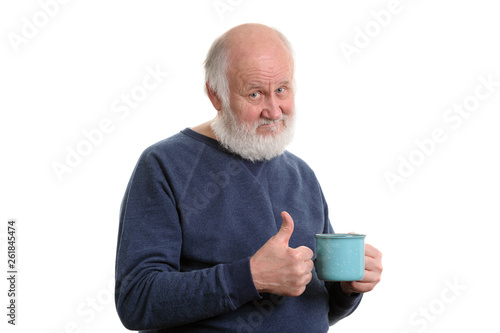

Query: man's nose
[261,95,282,120]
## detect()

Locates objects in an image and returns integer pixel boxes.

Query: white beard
[210,105,295,162]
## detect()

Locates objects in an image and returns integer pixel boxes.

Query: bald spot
[224,23,294,73]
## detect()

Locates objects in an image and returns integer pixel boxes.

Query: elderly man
[115,23,382,332]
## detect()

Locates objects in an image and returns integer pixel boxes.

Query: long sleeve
[319,191,363,325]
[326,282,362,325]
[115,130,364,332]
[114,148,260,330]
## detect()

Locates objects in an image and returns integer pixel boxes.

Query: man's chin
[256,121,283,136]
[242,129,294,162]
[210,107,295,162]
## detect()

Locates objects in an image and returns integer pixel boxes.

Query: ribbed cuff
[222,257,262,309]
[331,281,363,309]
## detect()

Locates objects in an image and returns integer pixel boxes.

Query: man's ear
[206,82,223,111]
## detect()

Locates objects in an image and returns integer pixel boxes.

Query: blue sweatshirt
[115,128,362,332]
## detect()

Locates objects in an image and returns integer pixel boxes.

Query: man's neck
[191,120,217,140]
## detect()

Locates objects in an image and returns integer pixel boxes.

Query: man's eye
[250,92,260,98]
[276,88,285,93]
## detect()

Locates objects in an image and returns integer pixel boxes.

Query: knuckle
[290,285,306,297]
[306,260,314,271]
[297,246,313,257]
[291,265,303,276]
[290,251,300,261]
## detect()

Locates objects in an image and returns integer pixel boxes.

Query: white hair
[210,103,296,162]
[203,26,294,107]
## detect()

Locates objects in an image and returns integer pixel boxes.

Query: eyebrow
[247,80,291,89]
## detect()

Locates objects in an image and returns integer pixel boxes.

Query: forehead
[228,52,294,88]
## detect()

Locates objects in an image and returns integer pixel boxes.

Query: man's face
[226,48,295,136]
[210,38,296,162]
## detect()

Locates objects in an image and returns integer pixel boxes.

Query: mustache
[257,114,288,126]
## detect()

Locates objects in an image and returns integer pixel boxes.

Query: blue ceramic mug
[314,234,366,281]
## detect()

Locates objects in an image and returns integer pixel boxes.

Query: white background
[1,0,499,332]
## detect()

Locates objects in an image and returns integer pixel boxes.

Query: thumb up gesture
[250,212,314,297]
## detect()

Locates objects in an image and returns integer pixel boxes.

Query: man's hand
[250,211,314,297]
[340,243,383,296]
